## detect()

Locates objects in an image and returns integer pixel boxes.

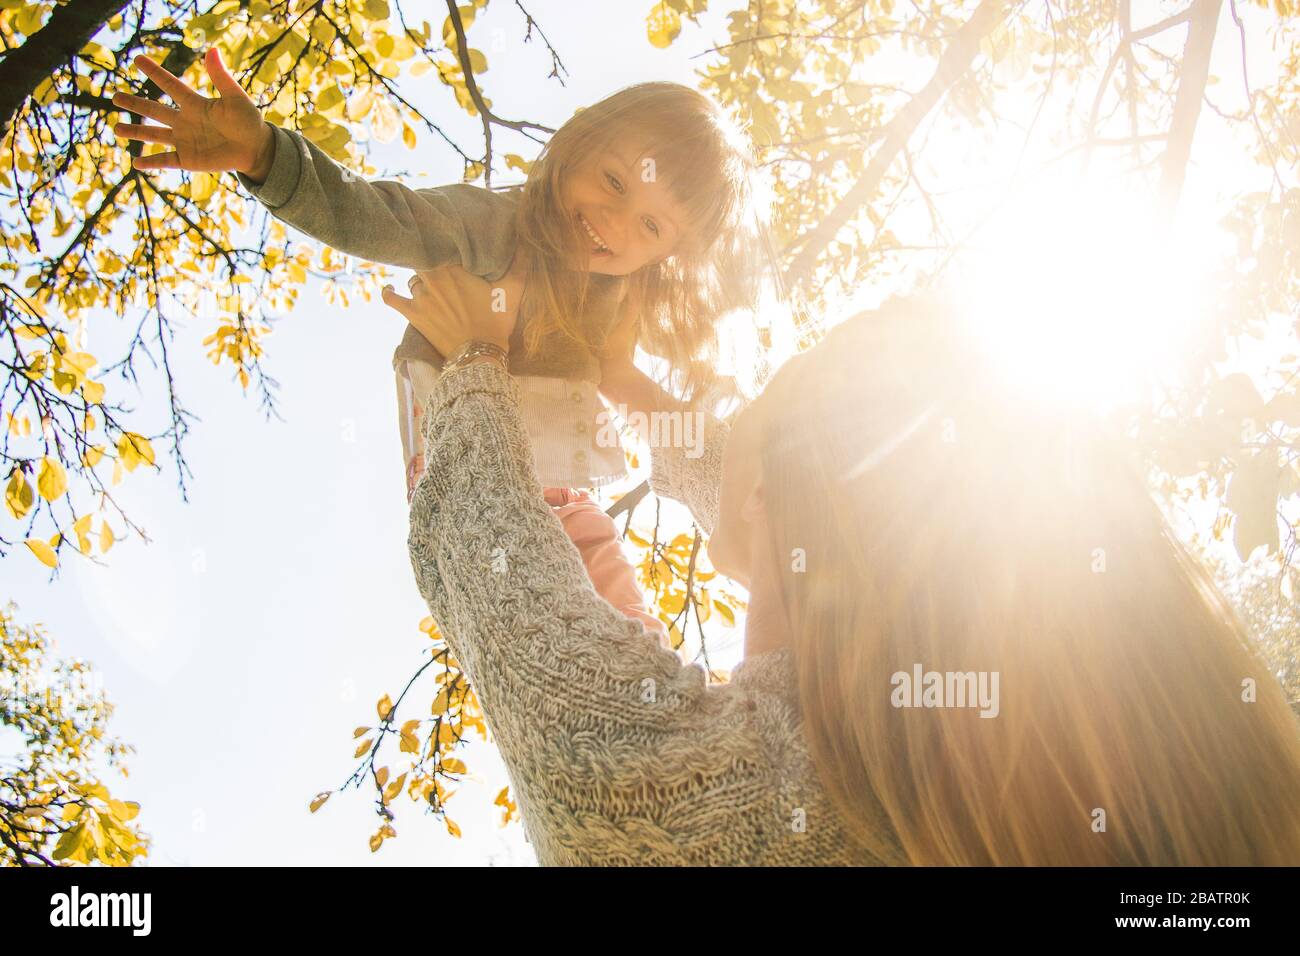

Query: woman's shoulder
[726,650,895,865]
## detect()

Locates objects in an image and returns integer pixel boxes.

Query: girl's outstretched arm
[112,51,500,275]
[234,122,511,274]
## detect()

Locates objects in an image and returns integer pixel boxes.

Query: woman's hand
[381,263,523,360]
[111,48,272,178]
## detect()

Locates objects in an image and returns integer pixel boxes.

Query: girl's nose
[598,209,627,248]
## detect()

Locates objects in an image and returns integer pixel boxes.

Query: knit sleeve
[405,361,775,864]
[233,123,510,275]
[646,408,732,538]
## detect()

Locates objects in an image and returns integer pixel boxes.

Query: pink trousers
[540,487,669,647]
[403,394,667,648]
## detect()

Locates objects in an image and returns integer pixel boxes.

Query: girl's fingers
[203,47,248,100]
[113,122,175,146]
[111,91,180,126]
[132,54,202,108]
[131,151,182,170]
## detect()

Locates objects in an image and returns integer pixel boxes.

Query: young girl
[112,50,777,646]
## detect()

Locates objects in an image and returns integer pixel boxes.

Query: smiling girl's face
[561,136,695,276]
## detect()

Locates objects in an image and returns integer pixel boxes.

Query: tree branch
[781,0,1009,290]
[1159,0,1223,218]
[444,0,555,187]
[0,0,123,134]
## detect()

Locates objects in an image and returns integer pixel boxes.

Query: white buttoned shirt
[396,353,628,494]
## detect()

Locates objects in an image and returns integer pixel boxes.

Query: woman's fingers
[131,151,182,170]
[381,285,415,318]
[112,122,175,146]
[131,54,202,108]
[111,91,180,126]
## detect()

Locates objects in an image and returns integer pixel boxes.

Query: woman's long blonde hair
[761,291,1300,865]
[513,82,782,406]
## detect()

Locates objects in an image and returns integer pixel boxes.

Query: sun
[949,177,1227,414]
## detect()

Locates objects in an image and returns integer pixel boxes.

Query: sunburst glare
[950,178,1228,414]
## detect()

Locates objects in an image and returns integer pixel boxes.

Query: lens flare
[951,181,1226,413]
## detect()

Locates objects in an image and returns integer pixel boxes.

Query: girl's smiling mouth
[578,213,612,256]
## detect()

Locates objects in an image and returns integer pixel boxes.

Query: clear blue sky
[4,0,747,867]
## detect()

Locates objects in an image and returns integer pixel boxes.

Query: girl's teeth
[580,215,609,253]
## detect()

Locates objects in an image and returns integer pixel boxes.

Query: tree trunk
[0,0,126,133]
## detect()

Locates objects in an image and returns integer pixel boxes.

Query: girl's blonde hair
[514,81,782,407]
[761,292,1300,865]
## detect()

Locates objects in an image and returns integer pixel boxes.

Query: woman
[386,265,1300,866]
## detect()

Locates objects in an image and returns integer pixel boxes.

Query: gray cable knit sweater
[406,359,890,865]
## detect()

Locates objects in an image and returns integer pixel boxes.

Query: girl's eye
[642,216,660,238]
[604,171,624,193]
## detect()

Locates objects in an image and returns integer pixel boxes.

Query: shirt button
[570,389,583,404]
[574,450,587,463]
[575,421,587,435]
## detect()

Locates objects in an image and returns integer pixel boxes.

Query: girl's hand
[381,263,524,360]
[111,48,272,177]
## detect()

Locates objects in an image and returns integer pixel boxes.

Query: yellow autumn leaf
[26,537,58,568]
[715,600,736,626]
[107,799,140,821]
[310,792,331,813]
[317,84,344,113]
[116,432,155,472]
[99,521,114,554]
[377,693,394,721]
[73,513,94,553]
[353,738,372,758]
[21,351,47,381]
[61,351,97,379]
[190,172,216,203]
[646,1,682,49]
[445,816,461,838]
[36,456,67,502]
[52,821,85,861]
[353,726,371,738]
[5,469,34,519]
[383,772,406,803]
